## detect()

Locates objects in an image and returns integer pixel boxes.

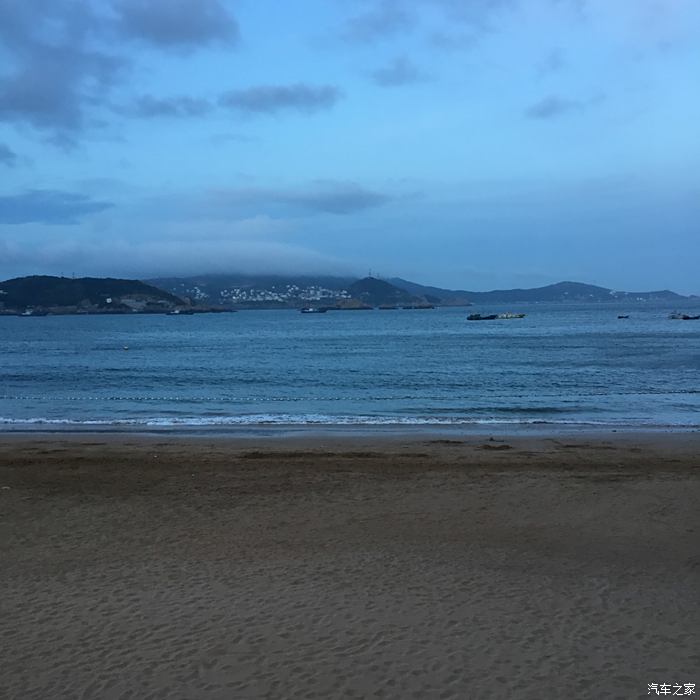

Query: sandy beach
[1,430,699,699]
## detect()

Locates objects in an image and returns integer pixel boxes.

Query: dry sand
[1,430,699,699]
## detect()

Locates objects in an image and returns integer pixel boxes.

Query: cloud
[422,0,520,53]
[219,84,341,115]
[537,48,567,76]
[128,84,340,120]
[428,31,479,51]
[280,183,391,214]
[0,232,351,279]
[209,132,259,144]
[341,0,515,51]
[129,95,212,118]
[341,1,414,43]
[370,57,428,87]
[0,143,17,167]
[525,93,606,119]
[426,0,516,28]
[525,95,584,119]
[210,182,392,215]
[0,2,124,136]
[0,1,237,140]
[0,190,114,225]
[111,0,239,49]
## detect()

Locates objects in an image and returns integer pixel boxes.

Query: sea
[1,302,699,431]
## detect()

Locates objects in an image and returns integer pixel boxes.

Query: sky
[0,0,698,293]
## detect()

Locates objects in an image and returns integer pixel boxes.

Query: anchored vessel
[468,312,526,321]
[669,311,700,320]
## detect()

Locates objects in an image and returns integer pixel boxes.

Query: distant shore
[2,429,698,698]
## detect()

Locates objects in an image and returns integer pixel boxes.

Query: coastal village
[191,282,352,305]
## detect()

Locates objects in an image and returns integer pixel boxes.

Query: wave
[2,388,698,403]
[1,414,698,429]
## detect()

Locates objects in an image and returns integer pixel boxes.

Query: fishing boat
[669,312,700,320]
[468,312,525,321]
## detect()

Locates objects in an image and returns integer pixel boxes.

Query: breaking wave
[0,414,697,429]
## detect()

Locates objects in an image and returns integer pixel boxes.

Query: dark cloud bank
[371,57,426,87]
[112,0,239,49]
[0,0,238,139]
[525,93,605,120]
[0,190,113,225]
[129,95,213,119]
[219,85,342,115]
[341,0,517,45]
[0,143,17,166]
[341,1,414,43]
[0,1,123,134]
[127,83,342,121]
[211,182,391,215]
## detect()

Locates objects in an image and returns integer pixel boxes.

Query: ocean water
[1,303,699,430]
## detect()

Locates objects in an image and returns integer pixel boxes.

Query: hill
[387,278,472,305]
[0,276,183,314]
[346,277,419,307]
[389,279,687,303]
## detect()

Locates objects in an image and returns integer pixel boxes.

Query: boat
[300,307,327,314]
[468,312,525,321]
[168,308,195,315]
[669,312,700,320]
[618,315,629,319]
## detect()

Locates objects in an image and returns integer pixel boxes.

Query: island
[0,276,234,316]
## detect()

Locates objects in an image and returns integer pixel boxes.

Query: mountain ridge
[1,274,694,314]
[148,273,692,305]
[389,278,688,303]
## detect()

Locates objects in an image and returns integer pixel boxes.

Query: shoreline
[1,419,698,433]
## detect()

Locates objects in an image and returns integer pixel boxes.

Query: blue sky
[0,0,698,292]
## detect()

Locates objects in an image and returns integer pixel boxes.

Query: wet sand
[1,431,699,699]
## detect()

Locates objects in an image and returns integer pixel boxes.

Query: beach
[1,430,699,699]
